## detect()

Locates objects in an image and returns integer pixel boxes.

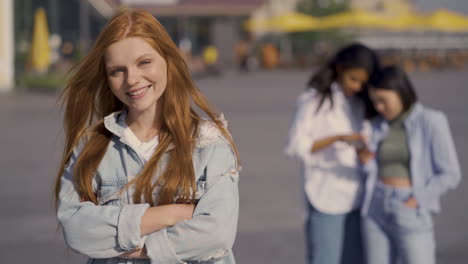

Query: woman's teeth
[129,86,150,96]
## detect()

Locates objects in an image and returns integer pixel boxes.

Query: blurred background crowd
[1,0,468,93]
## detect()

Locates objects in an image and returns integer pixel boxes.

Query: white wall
[0,0,14,92]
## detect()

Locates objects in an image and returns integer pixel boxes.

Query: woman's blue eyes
[109,60,151,76]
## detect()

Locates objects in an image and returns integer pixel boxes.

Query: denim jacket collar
[103,110,229,151]
[404,102,423,128]
[104,110,127,138]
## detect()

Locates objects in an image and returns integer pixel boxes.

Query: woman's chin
[384,114,396,121]
[127,102,158,115]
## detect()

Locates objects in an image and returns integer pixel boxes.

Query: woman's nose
[126,68,141,87]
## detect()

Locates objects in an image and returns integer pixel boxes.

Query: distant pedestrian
[235,39,250,71]
[285,43,380,264]
[203,44,221,75]
[359,66,461,264]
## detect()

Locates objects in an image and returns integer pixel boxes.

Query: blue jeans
[305,203,364,264]
[362,182,435,264]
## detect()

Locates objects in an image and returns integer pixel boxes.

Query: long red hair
[55,9,239,207]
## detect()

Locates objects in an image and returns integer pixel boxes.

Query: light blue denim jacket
[361,103,461,215]
[57,111,240,264]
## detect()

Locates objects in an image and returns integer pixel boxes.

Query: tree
[290,0,354,67]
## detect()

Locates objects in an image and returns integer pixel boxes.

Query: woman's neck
[389,106,413,124]
[125,104,162,142]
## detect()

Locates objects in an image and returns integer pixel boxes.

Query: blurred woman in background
[286,43,380,264]
[359,66,461,264]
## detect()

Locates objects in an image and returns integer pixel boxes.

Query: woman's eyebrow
[106,53,155,71]
[135,53,154,61]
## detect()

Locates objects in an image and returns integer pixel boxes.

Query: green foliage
[16,72,66,93]
[297,0,349,17]
[290,0,355,66]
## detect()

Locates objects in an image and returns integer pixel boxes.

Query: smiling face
[105,37,168,118]
[369,88,404,121]
[338,67,369,97]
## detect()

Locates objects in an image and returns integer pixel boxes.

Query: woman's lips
[127,85,151,99]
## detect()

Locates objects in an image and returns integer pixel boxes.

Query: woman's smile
[127,84,153,99]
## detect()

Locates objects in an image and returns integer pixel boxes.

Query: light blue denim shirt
[57,111,240,264]
[361,103,461,215]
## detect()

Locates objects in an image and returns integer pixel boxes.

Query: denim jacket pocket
[97,183,124,206]
[174,179,208,203]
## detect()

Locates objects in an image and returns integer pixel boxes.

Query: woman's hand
[340,133,368,150]
[404,197,419,209]
[140,203,195,236]
[357,147,374,164]
[120,247,149,259]
[311,133,365,153]
[339,133,365,143]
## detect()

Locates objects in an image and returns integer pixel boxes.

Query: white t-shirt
[285,83,370,214]
[122,124,159,247]
[123,126,159,165]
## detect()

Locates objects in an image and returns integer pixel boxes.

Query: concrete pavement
[1,69,467,263]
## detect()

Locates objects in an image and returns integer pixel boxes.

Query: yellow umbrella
[318,9,425,31]
[319,9,386,29]
[245,9,468,33]
[387,11,426,31]
[244,15,272,33]
[245,9,417,32]
[270,12,320,32]
[29,7,51,73]
[245,12,320,33]
[427,9,468,32]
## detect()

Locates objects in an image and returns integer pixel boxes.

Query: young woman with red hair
[55,9,240,263]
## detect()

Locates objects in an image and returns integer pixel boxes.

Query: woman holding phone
[285,43,380,264]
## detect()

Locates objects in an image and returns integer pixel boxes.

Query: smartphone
[348,139,366,150]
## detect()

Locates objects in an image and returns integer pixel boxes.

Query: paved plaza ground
[1,69,467,263]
